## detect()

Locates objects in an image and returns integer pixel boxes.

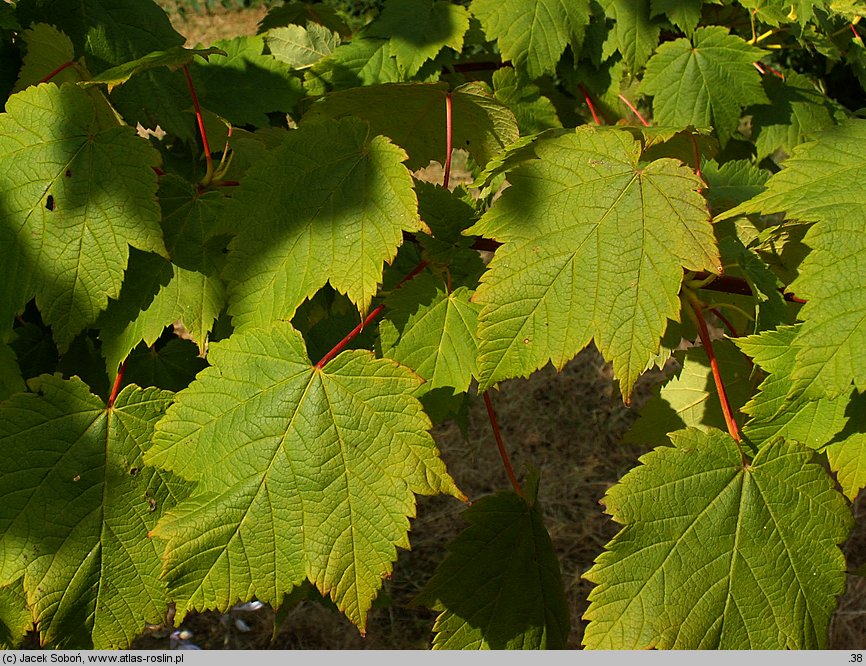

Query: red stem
[690,135,703,183]
[39,60,75,84]
[708,307,739,338]
[314,261,428,369]
[107,361,126,408]
[689,298,745,462]
[443,92,453,189]
[182,65,213,177]
[618,94,650,127]
[578,84,602,125]
[483,392,523,496]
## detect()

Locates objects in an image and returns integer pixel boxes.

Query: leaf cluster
[1,0,865,651]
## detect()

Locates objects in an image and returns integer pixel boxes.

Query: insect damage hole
[46,194,55,211]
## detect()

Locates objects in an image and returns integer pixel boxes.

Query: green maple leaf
[145,322,463,631]
[414,485,570,649]
[0,376,190,648]
[258,1,352,36]
[641,26,768,145]
[0,579,31,649]
[650,0,704,35]
[583,428,852,649]
[379,273,480,395]
[601,0,661,73]
[15,0,192,140]
[123,338,208,393]
[0,343,24,401]
[720,120,866,399]
[0,82,165,349]
[750,71,841,162]
[187,36,305,128]
[739,0,828,25]
[224,117,421,330]
[99,177,227,376]
[492,67,561,135]
[735,325,865,499]
[13,23,81,92]
[304,37,400,96]
[83,46,226,91]
[303,81,519,170]
[467,127,719,397]
[266,22,341,69]
[370,0,470,77]
[624,340,753,445]
[471,0,590,80]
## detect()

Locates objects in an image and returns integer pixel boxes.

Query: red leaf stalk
[578,84,602,125]
[182,65,214,185]
[443,92,453,189]
[483,392,524,497]
[314,260,428,369]
[684,292,746,464]
[38,60,75,84]
[107,361,126,408]
[618,94,650,127]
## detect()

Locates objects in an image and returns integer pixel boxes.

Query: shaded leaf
[224,117,422,329]
[370,0,470,77]
[83,46,226,91]
[0,82,164,348]
[0,376,190,648]
[303,81,519,170]
[749,71,841,162]
[187,36,305,128]
[415,487,569,649]
[471,0,590,80]
[601,0,661,72]
[13,23,81,92]
[624,340,753,444]
[0,578,31,649]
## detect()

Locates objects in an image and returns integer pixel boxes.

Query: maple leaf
[379,273,480,395]
[98,176,227,376]
[0,377,190,648]
[471,0,590,80]
[15,0,192,140]
[601,0,661,72]
[13,23,81,92]
[641,26,768,145]
[414,485,570,649]
[370,0,470,77]
[0,343,24,401]
[224,117,422,330]
[304,37,400,96]
[583,428,851,649]
[736,325,866,499]
[467,126,719,397]
[650,0,703,35]
[749,71,841,162]
[0,82,165,349]
[720,120,866,399]
[303,81,519,170]
[145,322,463,631]
[266,22,341,69]
[624,340,753,445]
[186,36,304,128]
[0,579,31,649]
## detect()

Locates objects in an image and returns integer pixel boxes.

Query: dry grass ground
[129,3,866,651]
